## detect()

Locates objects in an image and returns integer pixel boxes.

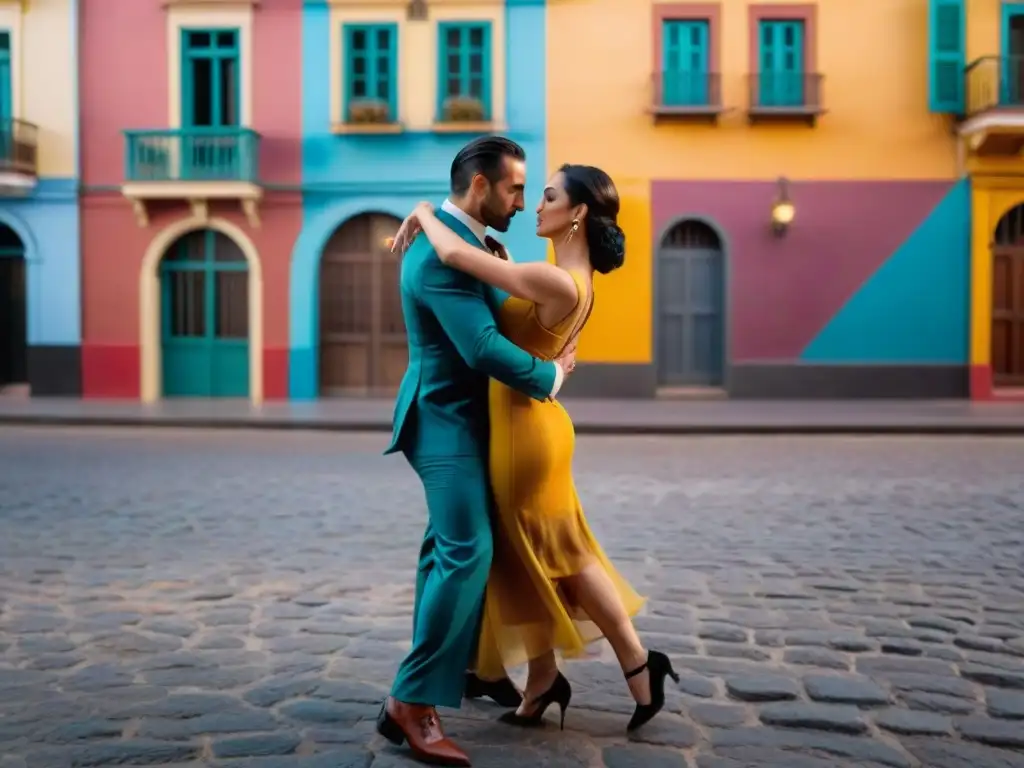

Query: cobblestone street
[2,428,1024,768]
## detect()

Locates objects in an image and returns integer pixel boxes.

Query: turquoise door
[663,20,709,106]
[181,28,240,180]
[161,230,249,398]
[759,20,804,107]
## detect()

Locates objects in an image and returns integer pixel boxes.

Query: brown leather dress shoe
[376,697,471,767]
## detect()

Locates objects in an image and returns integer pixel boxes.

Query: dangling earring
[566,218,579,244]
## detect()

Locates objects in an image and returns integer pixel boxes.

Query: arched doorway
[992,205,1024,388]
[160,229,249,397]
[318,212,406,395]
[0,224,26,391]
[655,219,725,388]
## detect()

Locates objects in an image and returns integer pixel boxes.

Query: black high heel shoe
[625,650,680,732]
[498,671,572,730]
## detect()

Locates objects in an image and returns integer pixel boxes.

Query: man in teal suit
[376,137,576,767]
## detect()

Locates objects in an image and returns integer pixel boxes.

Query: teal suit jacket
[385,209,557,457]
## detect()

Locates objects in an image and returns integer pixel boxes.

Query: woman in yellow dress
[393,164,677,733]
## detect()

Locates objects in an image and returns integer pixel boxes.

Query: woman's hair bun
[590,216,625,275]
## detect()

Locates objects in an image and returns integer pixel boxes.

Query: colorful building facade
[957,0,1024,399]
[289,0,547,399]
[75,0,546,403]
[19,0,1021,402]
[550,0,978,399]
[0,0,80,396]
[80,0,303,403]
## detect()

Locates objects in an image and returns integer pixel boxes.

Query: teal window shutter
[343,23,398,122]
[0,32,11,167]
[0,32,11,120]
[758,20,805,107]
[928,0,965,113]
[662,20,710,106]
[437,22,492,120]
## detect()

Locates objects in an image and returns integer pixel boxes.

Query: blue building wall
[289,0,548,399]
[0,178,80,395]
[801,179,970,364]
[0,179,81,349]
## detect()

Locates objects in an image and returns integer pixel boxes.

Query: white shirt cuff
[550,363,564,399]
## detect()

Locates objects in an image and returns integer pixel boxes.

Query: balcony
[431,96,504,134]
[0,119,38,195]
[650,71,724,122]
[121,127,262,228]
[962,56,1024,155]
[747,73,825,125]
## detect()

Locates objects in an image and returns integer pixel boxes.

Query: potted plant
[349,99,391,124]
[443,96,485,122]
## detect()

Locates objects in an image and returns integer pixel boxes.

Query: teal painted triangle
[801,179,970,364]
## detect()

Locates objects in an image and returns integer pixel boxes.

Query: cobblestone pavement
[1,429,1024,768]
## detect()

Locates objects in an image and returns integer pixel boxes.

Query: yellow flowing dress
[475,269,646,680]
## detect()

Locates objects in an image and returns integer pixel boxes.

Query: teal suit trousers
[391,449,493,707]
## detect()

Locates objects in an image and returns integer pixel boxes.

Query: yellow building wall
[3,0,76,177]
[969,182,1024,369]
[548,0,959,183]
[330,0,506,131]
[965,0,1001,63]
[947,0,1018,373]
[547,0,965,364]
[568,175,652,364]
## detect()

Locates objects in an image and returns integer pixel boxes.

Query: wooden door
[318,213,406,395]
[655,221,725,388]
[0,224,26,387]
[992,205,1024,387]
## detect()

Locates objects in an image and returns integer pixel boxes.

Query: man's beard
[481,197,514,232]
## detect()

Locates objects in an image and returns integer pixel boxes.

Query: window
[182,29,240,127]
[0,32,10,120]
[757,20,805,107]
[0,32,12,165]
[343,24,398,123]
[662,19,710,106]
[437,22,491,121]
[1003,8,1024,106]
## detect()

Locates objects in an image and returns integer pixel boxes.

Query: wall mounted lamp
[771,176,795,237]
[407,0,427,21]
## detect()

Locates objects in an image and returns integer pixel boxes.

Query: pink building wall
[79,0,303,399]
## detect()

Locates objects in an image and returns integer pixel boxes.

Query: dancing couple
[378,136,676,766]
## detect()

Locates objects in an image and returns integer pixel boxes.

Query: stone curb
[3,413,1024,436]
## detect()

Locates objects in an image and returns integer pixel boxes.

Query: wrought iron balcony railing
[965,56,1024,118]
[747,72,824,115]
[652,70,723,113]
[0,119,38,176]
[123,127,260,184]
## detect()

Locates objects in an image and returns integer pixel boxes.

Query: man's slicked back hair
[449,135,526,195]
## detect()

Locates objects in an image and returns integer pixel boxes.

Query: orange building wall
[547,0,962,367]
